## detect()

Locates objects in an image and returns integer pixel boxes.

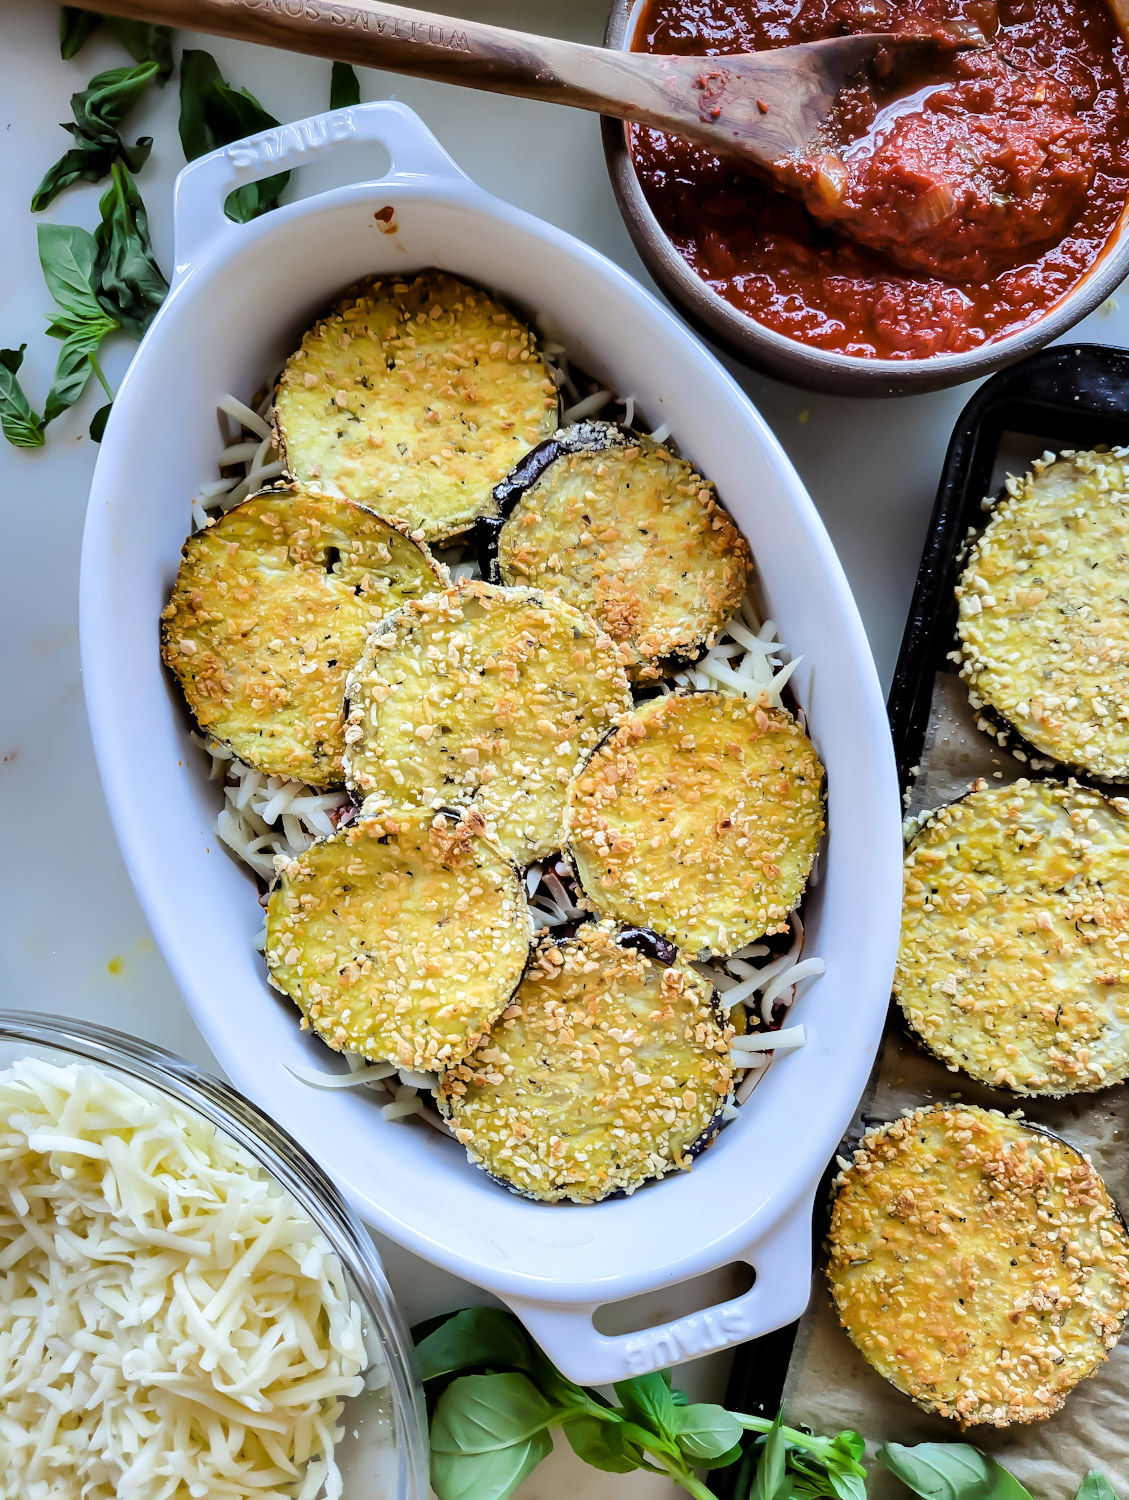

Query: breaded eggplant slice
[957,449,1129,779]
[493,422,751,682]
[161,487,442,786]
[264,807,532,1070]
[344,580,632,865]
[827,1105,1129,1426]
[897,778,1129,1096]
[439,920,733,1203]
[273,271,559,543]
[566,692,824,958]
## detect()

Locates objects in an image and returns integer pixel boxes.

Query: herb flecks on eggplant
[273,270,559,544]
[568,691,824,958]
[440,919,733,1202]
[958,448,1129,780]
[343,580,631,866]
[265,807,531,1071]
[828,1104,1129,1426]
[160,486,442,787]
[491,421,750,682]
[897,777,1129,1096]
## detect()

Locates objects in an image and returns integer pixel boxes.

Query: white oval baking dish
[81,101,902,1385]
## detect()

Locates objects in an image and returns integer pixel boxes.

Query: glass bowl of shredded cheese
[0,1010,427,1500]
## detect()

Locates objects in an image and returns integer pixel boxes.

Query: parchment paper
[779,663,1129,1498]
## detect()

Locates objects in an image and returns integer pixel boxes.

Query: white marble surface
[2,1,1127,1493]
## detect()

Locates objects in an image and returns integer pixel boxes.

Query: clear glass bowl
[0,1009,428,1500]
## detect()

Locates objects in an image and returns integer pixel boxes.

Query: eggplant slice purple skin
[486,421,751,684]
[826,1103,1129,1426]
[437,919,734,1204]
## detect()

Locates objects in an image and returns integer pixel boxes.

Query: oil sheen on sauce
[630,0,1129,358]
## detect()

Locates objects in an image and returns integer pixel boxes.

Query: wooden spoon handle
[67,0,689,125]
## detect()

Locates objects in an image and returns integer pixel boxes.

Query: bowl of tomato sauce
[604,0,1129,395]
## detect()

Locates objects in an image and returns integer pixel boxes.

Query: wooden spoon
[67,0,954,180]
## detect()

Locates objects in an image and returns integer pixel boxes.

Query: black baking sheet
[714,343,1129,1499]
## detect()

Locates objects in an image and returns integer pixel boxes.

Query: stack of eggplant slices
[829,449,1129,1430]
[160,270,826,1205]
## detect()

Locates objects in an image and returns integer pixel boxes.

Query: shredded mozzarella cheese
[0,1058,369,1500]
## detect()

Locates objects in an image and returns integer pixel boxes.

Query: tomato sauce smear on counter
[630,0,1129,359]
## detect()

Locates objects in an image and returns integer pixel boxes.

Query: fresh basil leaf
[209,82,287,221]
[613,1371,679,1442]
[33,144,115,213]
[38,222,117,426]
[431,1425,553,1500]
[696,1441,746,1473]
[0,347,46,448]
[32,62,159,211]
[1075,1475,1119,1500]
[93,161,167,338]
[330,61,361,110]
[878,1443,1034,1500]
[430,1373,558,1500]
[674,1402,744,1462]
[413,1307,593,1422]
[66,62,159,173]
[831,1431,867,1464]
[71,62,160,134]
[178,49,223,162]
[410,1310,455,1345]
[671,1386,690,1407]
[104,18,174,79]
[37,223,105,326]
[43,321,112,425]
[562,1414,642,1474]
[178,51,288,222]
[752,1409,789,1500]
[415,1307,538,1383]
[89,400,111,441]
[430,1372,558,1456]
[59,7,101,60]
[827,1465,869,1500]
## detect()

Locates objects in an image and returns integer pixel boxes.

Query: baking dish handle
[172,101,469,282]
[501,1191,816,1386]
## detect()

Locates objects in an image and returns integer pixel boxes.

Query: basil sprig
[178,50,288,223]
[38,223,118,426]
[414,1306,1122,1500]
[413,1307,864,1500]
[32,61,161,212]
[1,174,167,450]
[729,1408,867,1500]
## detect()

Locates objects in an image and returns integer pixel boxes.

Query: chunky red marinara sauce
[631,0,1129,358]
